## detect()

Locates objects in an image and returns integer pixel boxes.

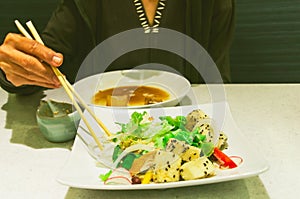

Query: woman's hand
[0,33,63,88]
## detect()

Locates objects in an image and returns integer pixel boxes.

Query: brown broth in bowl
[92,86,170,106]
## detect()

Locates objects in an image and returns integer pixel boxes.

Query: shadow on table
[65,177,269,199]
[1,91,73,150]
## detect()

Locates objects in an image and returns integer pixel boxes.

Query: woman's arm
[0,0,90,94]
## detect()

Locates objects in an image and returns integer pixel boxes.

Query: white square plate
[57,102,269,190]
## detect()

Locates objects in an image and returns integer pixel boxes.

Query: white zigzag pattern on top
[133,0,166,33]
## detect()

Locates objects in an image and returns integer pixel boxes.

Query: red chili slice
[213,147,238,169]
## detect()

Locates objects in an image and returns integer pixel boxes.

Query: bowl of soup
[73,69,191,108]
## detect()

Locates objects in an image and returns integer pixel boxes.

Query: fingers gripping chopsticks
[14,20,111,150]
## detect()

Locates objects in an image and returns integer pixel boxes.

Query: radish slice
[105,168,132,185]
[105,176,132,185]
[230,156,243,166]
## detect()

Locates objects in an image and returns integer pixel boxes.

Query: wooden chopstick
[15,20,111,150]
[27,21,111,133]
[24,21,112,137]
[23,21,106,150]
[15,20,33,40]
[61,78,112,136]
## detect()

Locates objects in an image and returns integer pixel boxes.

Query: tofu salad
[99,109,241,185]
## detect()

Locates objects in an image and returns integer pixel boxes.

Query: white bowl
[73,69,191,108]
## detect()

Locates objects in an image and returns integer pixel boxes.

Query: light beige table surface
[0,84,299,199]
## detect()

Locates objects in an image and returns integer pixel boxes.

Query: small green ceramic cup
[36,100,80,142]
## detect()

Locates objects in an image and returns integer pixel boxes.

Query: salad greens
[112,111,215,161]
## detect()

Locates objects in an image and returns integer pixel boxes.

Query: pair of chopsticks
[14,20,111,150]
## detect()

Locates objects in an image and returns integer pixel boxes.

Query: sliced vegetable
[99,170,112,181]
[141,170,153,184]
[115,111,152,138]
[191,128,206,143]
[112,145,122,162]
[104,168,132,185]
[112,144,155,168]
[201,142,214,156]
[105,176,132,185]
[162,132,175,146]
[213,147,237,168]
[173,130,193,145]
[159,115,186,130]
[118,153,140,170]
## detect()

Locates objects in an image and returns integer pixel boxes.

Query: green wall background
[230,0,300,83]
[1,0,299,83]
